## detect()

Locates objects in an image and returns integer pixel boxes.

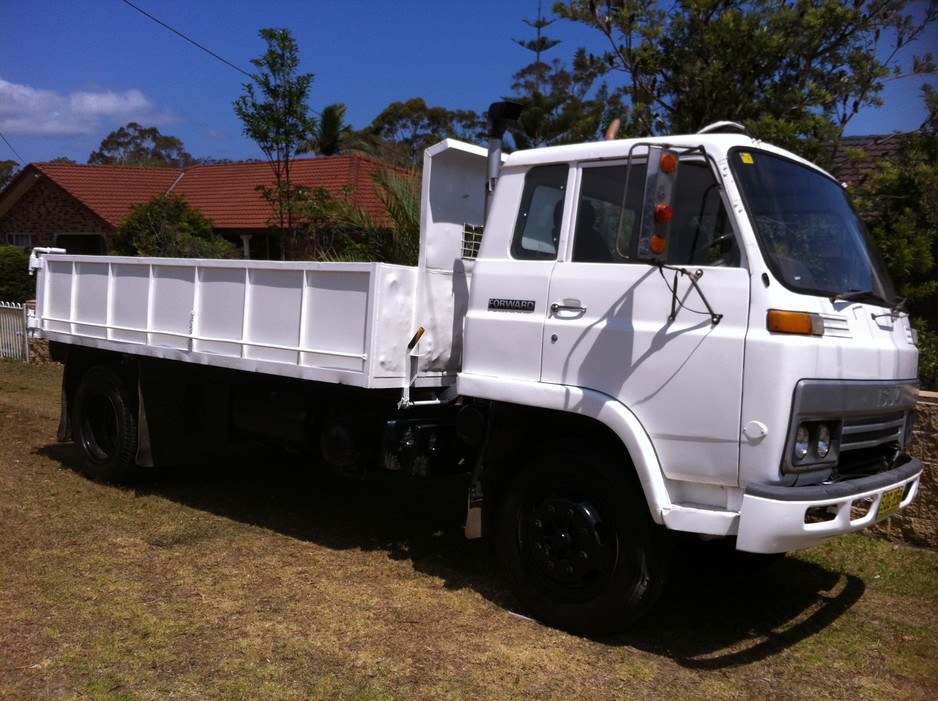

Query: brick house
[828,134,902,188]
[0,155,402,258]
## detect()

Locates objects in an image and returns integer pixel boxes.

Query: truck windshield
[730,148,897,306]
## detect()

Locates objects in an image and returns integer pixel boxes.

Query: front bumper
[736,457,922,553]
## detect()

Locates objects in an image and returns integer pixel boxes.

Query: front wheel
[71,366,138,483]
[495,446,670,636]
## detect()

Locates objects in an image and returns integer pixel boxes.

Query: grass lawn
[1,360,936,700]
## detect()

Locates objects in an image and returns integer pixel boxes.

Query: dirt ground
[1,360,936,700]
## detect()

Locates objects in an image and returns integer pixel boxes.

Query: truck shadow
[43,442,865,668]
[617,558,865,667]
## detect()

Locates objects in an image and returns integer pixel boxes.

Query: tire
[495,445,671,636]
[71,366,138,483]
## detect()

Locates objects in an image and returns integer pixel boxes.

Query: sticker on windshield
[739,152,754,165]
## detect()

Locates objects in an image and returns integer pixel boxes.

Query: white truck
[29,105,922,636]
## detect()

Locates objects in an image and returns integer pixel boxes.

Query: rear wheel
[495,445,670,636]
[71,366,138,483]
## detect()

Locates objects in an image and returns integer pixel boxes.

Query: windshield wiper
[832,289,885,305]
[832,290,907,312]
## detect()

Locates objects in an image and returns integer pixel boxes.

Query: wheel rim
[522,489,617,600]
[81,393,120,463]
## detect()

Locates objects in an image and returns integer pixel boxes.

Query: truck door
[462,164,568,382]
[540,156,751,486]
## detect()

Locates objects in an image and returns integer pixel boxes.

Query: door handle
[551,302,587,315]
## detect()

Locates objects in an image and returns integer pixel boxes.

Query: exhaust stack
[485,101,523,215]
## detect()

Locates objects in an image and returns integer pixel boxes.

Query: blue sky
[1,0,936,166]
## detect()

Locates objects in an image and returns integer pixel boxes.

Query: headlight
[788,420,841,472]
[816,424,832,458]
[794,424,811,460]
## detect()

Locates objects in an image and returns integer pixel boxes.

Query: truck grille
[840,412,905,452]
[834,411,908,477]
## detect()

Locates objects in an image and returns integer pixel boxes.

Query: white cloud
[0,77,176,137]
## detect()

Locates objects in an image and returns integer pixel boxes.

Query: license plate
[877,486,904,519]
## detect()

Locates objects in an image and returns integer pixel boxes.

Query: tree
[0,245,35,302]
[112,195,233,258]
[234,28,318,259]
[0,160,19,190]
[367,98,484,166]
[298,102,352,156]
[851,87,938,388]
[553,0,937,160]
[331,168,421,266]
[272,167,421,265]
[88,122,194,167]
[288,185,346,260]
[509,3,608,148]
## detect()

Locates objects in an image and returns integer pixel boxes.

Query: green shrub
[113,195,234,258]
[0,245,36,303]
[915,326,938,392]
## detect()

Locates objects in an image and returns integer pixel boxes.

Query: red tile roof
[24,155,401,230]
[171,156,393,229]
[829,134,901,186]
[32,162,182,228]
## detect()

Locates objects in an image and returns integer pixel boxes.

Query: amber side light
[767,310,824,335]
[659,152,678,174]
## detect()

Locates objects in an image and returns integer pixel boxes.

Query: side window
[669,161,739,266]
[573,164,644,263]
[571,158,739,267]
[510,165,567,260]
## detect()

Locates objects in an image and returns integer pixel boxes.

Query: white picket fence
[0,302,28,362]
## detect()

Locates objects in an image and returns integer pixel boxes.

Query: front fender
[457,372,671,523]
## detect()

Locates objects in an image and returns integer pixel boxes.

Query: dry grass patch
[1,360,936,700]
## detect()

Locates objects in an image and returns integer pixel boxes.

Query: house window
[54,233,107,255]
[5,233,37,249]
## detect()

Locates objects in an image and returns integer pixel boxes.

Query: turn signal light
[767,310,825,335]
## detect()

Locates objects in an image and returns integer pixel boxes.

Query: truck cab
[458,130,920,631]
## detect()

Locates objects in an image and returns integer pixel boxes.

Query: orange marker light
[659,152,678,174]
[766,310,824,335]
[650,234,667,255]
